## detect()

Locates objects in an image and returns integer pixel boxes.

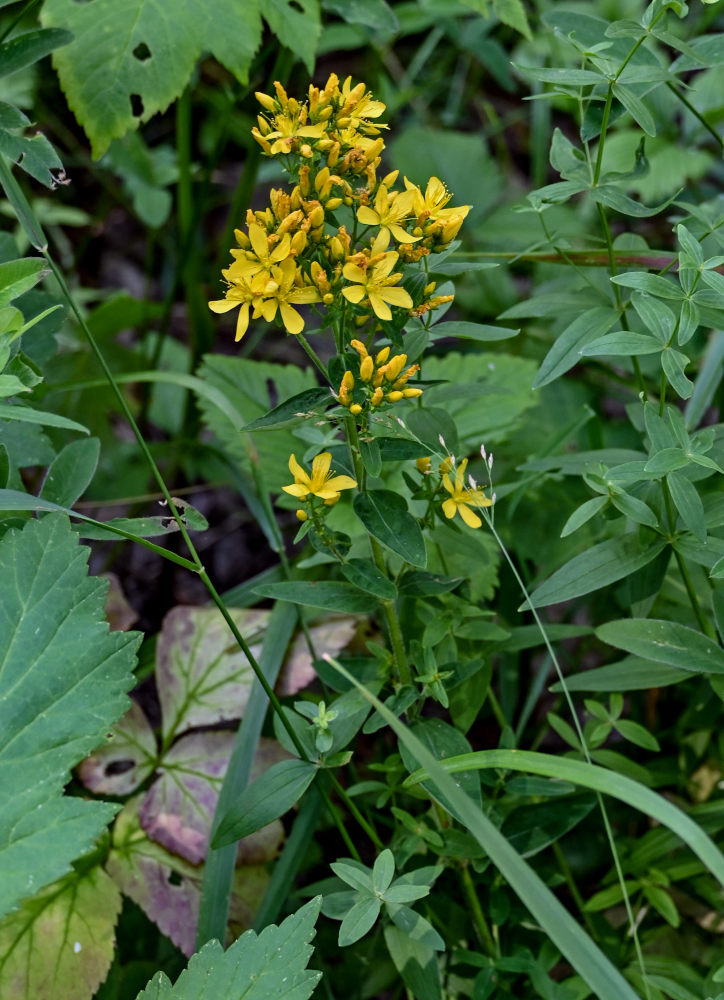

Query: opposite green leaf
[0,515,140,919]
[353,489,427,567]
[42,0,264,157]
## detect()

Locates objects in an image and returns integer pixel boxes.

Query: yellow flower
[282,453,357,502]
[357,184,418,243]
[341,237,413,321]
[231,223,291,278]
[404,175,471,223]
[208,270,263,342]
[257,109,327,155]
[441,458,492,529]
[255,257,320,335]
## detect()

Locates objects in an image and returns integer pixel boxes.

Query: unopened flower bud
[296,509,308,522]
[416,456,431,474]
[326,197,343,210]
[360,355,374,381]
[386,390,403,403]
[375,346,390,365]
[255,91,276,112]
[350,403,363,415]
[403,387,422,398]
[371,387,384,406]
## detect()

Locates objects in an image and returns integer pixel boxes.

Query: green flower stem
[325,771,383,849]
[344,413,411,686]
[297,332,330,381]
[661,481,716,639]
[667,81,723,151]
[459,864,497,958]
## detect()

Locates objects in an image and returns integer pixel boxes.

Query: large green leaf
[596,619,724,675]
[331,661,642,1000]
[403,750,724,889]
[521,534,668,609]
[134,895,322,1000]
[41,0,264,157]
[0,515,140,919]
[0,864,122,1000]
[353,489,427,567]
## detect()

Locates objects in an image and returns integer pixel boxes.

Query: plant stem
[459,865,497,957]
[297,332,330,381]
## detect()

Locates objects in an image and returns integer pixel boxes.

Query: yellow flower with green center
[282,453,357,502]
[255,257,320,335]
[356,184,418,243]
[342,235,413,321]
[441,458,492,529]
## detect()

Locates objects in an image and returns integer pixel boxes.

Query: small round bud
[296,509,308,522]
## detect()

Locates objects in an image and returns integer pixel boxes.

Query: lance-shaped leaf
[0,864,122,1000]
[243,387,332,431]
[0,515,140,920]
[78,699,157,797]
[107,798,272,958]
[596,619,724,675]
[139,731,287,865]
[155,606,269,740]
[134,895,322,1000]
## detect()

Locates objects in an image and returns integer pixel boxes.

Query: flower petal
[380,286,412,309]
[357,206,380,226]
[235,302,251,341]
[442,498,457,520]
[342,285,366,304]
[280,301,305,335]
[208,298,238,314]
[248,223,269,261]
[368,293,392,321]
[311,452,332,485]
[324,474,357,492]
[389,224,419,244]
[288,454,308,481]
[270,233,292,262]
[458,503,482,529]
[282,483,308,498]
[343,262,367,282]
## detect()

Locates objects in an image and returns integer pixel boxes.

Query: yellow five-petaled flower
[342,234,413,321]
[441,458,492,529]
[282,452,357,503]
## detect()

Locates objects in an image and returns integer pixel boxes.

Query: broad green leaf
[668,470,706,541]
[427,320,518,342]
[261,0,320,73]
[0,257,47,307]
[196,355,316,488]
[331,662,643,1000]
[107,797,271,958]
[610,491,658,528]
[134,891,322,999]
[212,758,317,846]
[255,580,377,612]
[243,387,332,431]
[521,534,667,609]
[581,331,662,356]
[0,864,121,1000]
[631,292,676,343]
[353,489,427,567]
[323,0,398,31]
[0,515,140,919]
[338,896,381,946]
[596,619,724,675]
[155,606,269,740]
[39,437,99,508]
[0,28,72,79]
[42,0,264,158]
[644,447,688,475]
[341,558,397,599]
[403,749,724,889]
[533,307,619,388]
[139,732,285,864]
[0,402,89,432]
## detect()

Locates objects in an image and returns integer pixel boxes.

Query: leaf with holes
[0,864,122,1000]
[77,699,156,797]
[106,798,272,958]
[155,605,269,741]
[41,0,264,157]
[139,731,286,865]
[0,515,140,920]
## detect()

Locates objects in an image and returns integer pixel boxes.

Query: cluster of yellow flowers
[209,74,469,341]
[416,455,494,529]
[337,339,422,415]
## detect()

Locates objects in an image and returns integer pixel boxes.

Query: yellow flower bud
[296,509,308,522]
[403,387,423,398]
[371,387,384,406]
[385,354,407,381]
[251,129,272,154]
[360,355,374,381]
[416,457,432,474]
[342,370,355,390]
[350,339,368,358]
[327,142,340,167]
[326,197,343,210]
[423,281,436,296]
[308,204,325,228]
[375,346,390,365]
[298,166,311,196]
[234,228,251,250]
[387,390,403,403]
[300,144,313,158]
[291,230,307,255]
[255,91,276,112]
[323,292,334,305]
[350,403,363,415]
[382,170,399,187]
[365,137,384,162]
